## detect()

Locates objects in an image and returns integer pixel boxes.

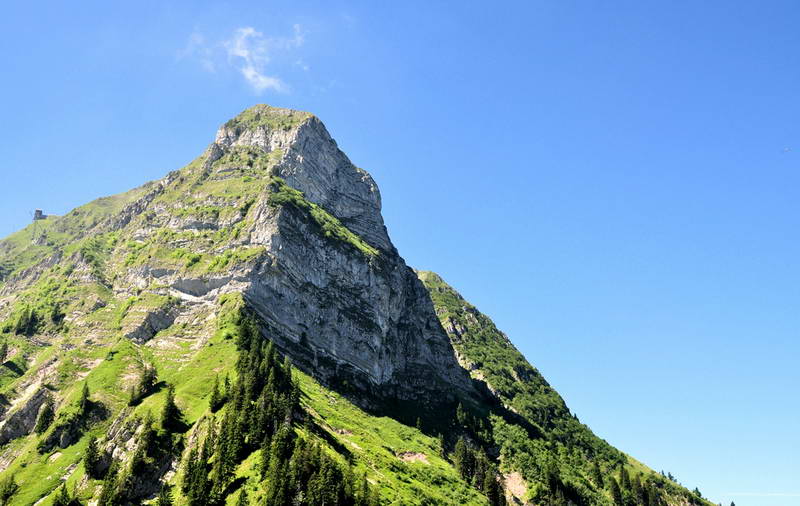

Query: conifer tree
[98,460,121,506]
[610,476,623,505]
[186,451,210,506]
[34,399,54,434]
[84,436,103,479]
[453,437,474,481]
[127,385,138,407]
[0,340,8,362]
[437,433,446,457]
[209,376,223,412]
[52,485,71,506]
[632,473,644,503]
[161,385,181,431]
[138,411,157,459]
[182,447,199,494]
[591,461,604,487]
[484,467,502,506]
[620,466,631,490]
[79,382,90,416]
[140,365,158,395]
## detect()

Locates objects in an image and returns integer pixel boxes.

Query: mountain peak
[220,103,314,136]
[211,105,391,251]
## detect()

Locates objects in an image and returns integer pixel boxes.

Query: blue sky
[1,1,798,503]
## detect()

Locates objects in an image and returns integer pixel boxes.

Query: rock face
[0,388,49,445]
[213,107,391,252]
[121,303,179,344]
[118,105,477,408]
[210,106,476,406]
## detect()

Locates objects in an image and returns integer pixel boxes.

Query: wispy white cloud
[178,31,215,72]
[180,24,306,94]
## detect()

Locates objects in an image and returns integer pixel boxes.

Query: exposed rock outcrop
[0,388,50,445]
[122,304,180,344]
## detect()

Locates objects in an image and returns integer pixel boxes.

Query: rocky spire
[210,104,392,252]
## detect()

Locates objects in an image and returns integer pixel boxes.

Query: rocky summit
[0,105,711,506]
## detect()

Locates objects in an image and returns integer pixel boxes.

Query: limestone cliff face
[210,106,473,405]
[113,105,476,408]
[212,106,391,252]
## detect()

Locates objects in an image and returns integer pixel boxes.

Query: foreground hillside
[0,105,712,505]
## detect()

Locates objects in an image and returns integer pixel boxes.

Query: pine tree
[52,485,72,506]
[85,436,103,479]
[0,340,8,362]
[79,382,90,416]
[182,447,199,494]
[187,453,210,506]
[453,437,474,481]
[140,365,158,395]
[34,399,54,434]
[209,376,223,412]
[127,385,139,406]
[632,473,644,503]
[609,476,623,505]
[620,466,631,489]
[129,365,158,405]
[484,467,502,506]
[138,411,157,459]
[161,385,182,431]
[98,460,121,506]
[473,448,489,491]
[591,460,604,487]
[223,374,231,400]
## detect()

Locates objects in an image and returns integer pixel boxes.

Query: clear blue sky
[1,2,798,504]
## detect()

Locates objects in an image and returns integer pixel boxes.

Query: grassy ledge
[267,177,379,257]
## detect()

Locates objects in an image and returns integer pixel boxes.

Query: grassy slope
[418,270,713,506]
[0,186,150,285]
[0,282,485,506]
